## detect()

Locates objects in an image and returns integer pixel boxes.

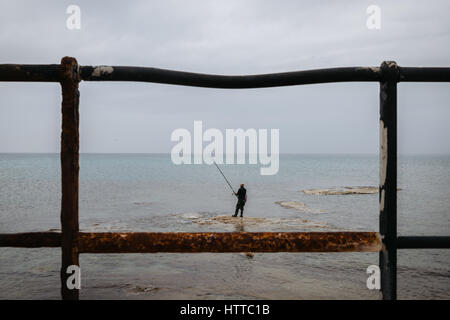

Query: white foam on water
[179,212,203,219]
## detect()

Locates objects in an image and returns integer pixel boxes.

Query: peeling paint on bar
[76,232,382,253]
[380,189,385,211]
[380,120,388,187]
[379,61,399,300]
[91,66,114,78]
[356,67,380,73]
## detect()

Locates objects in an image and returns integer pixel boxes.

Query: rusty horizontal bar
[0,64,60,82]
[0,232,61,247]
[0,232,381,252]
[77,232,381,253]
[397,236,450,249]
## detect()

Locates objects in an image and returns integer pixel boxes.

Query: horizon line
[1,152,450,156]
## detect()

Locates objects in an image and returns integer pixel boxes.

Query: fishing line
[213,161,236,194]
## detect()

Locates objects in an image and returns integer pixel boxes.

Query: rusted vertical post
[379,61,399,300]
[59,57,80,300]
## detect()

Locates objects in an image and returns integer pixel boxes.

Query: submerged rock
[133,202,153,206]
[302,186,380,195]
[275,201,325,213]
[183,214,330,230]
[127,285,159,293]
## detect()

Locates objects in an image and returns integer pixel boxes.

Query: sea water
[0,153,448,299]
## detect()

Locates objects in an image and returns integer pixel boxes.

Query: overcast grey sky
[1,0,449,154]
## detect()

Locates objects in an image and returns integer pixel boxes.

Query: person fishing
[212,162,247,218]
[232,184,247,217]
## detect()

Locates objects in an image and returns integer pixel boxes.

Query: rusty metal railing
[0,57,449,300]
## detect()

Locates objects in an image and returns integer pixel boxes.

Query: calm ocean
[0,153,448,299]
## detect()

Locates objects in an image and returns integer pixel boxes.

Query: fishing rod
[213,161,236,194]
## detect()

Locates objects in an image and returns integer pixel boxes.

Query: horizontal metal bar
[0,232,381,252]
[1,64,449,86]
[0,232,61,247]
[399,67,450,82]
[0,64,60,82]
[397,236,450,249]
[78,232,381,253]
[79,66,382,88]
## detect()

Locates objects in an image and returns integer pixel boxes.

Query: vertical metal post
[59,57,80,300]
[379,61,399,300]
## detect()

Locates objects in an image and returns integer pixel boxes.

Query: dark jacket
[236,187,247,202]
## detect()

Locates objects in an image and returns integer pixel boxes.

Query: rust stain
[77,232,381,253]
